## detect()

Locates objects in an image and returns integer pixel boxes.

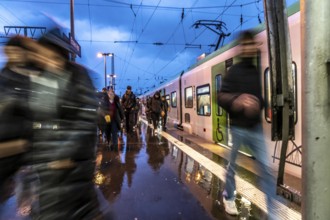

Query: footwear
[223,197,238,215]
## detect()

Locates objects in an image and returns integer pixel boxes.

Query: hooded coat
[151,91,162,114]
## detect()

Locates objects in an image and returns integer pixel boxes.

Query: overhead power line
[103,0,261,10]
[2,0,263,11]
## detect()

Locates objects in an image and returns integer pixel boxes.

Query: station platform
[0,119,302,220]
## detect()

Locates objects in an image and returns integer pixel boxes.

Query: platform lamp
[97,52,114,89]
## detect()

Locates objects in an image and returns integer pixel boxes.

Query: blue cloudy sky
[0,0,297,96]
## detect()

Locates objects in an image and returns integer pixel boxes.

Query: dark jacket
[121,91,136,110]
[151,92,162,114]
[219,58,263,127]
[0,67,33,192]
[0,62,102,219]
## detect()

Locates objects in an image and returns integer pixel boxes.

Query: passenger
[133,97,141,129]
[160,95,169,131]
[0,28,106,219]
[0,36,33,201]
[150,91,162,133]
[218,30,277,219]
[97,88,108,138]
[121,85,136,133]
[146,96,153,124]
[102,89,124,150]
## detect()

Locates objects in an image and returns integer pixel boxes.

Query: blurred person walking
[218,30,277,219]
[150,91,162,133]
[97,87,109,138]
[121,86,136,133]
[0,28,109,219]
[0,36,33,201]
[133,97,141,129]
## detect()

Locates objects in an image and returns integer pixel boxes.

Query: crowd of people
[97,85,170,143]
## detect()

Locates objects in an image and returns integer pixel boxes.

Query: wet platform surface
[0,121,301,219]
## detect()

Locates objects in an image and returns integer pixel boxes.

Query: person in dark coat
[150,91,162,132]
[0,36,33,200]
[101,89,124,149]
[161,95,169,131]
[97,88,108,137]
[121,86,136,133]
[0,28,107,219]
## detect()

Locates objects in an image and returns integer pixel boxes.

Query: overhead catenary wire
[0,0,267,93]
[112,0,260,92]
[108,0,264,89]
[2,0,264,13]
[0,3,27,26]
[120,0,162,88]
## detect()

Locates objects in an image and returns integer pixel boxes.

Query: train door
[212,58,255,156]
[211,61,228,145]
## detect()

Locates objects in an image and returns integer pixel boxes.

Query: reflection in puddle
[166,141,262,220]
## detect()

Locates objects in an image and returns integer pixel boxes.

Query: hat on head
[127,85,132,90]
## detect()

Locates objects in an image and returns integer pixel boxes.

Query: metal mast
[301,0,330,219]
[263,0,294,191]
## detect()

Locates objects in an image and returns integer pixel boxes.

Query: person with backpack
[121,86,136,133]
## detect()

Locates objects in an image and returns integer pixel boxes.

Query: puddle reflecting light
[185,173,191,182]
[195,172,202,182]
[94,171,106,185]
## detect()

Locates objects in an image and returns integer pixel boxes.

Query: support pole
[263,0,293,187]
[70,0,76,61]
[301,0,330,219]
[104,56,107,88]
[111,54,115,91]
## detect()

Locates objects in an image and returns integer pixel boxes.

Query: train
[140,2,301,179]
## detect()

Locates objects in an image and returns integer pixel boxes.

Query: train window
[264,63,298,124]
[166,95,170,106]
[264,68,272,123]
[215,74,223,116]
[171,91,177,108]
[184,113,190,123]
[196,84,211,116]
[185,87,193,108]
[292,62,298,124]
